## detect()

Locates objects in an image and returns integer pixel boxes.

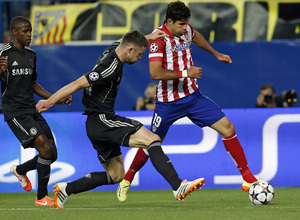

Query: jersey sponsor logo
[171,41,192,52]
[12,61,19,66]
[84,86,92,96]
[12,68,33,76]
[150,43,158,52]
[89,72,99,81]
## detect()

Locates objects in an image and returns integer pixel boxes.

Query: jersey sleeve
[84,69,105,86]
[189,24,195,39]
[84,59,119,86]
[148,38,166,62]
[32,53,37,82]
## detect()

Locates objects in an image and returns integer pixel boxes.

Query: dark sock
[66,172,113,195]
[147,141,182,190]
[37,156,51,200]
[16,155,38,175]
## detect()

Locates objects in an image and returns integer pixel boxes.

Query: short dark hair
[121,29,148,49]
[10,16,31,32]
[260,84,275,93]
[166,1,191,22]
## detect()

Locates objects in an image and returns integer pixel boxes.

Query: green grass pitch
[0,188,299,220]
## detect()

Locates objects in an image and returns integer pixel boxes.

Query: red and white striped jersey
[148,21,198,102]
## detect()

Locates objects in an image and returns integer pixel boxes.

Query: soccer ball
[248,181,274,205]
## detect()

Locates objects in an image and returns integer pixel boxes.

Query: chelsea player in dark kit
[0,16,71,206]
[36,29,205,209]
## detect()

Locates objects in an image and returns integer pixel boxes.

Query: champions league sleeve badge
[89,72,99,81]
[150,43,158,52]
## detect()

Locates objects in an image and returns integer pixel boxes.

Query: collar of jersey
[162,20,174,38]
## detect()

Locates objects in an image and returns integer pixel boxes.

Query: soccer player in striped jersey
[117,1,258,202]
[0,16,72,206]
[36,29,205,209]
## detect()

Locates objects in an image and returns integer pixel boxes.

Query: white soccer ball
[248,181,274,205]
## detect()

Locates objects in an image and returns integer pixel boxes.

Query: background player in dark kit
[0,16,71,206]
[36,29,205,209]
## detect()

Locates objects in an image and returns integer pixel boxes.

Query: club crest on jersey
[150,43,158,52]
[152,125,158,132]
[89,72,99,81]
[30,127,38,136]
[30,59,34,68]
[184,33,189,41]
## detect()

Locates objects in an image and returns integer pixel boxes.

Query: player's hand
[187,66,202,79]
[36,100,51,113]
[0,56,8,75]
[57,95,73,105]
[217,53,232,64]
[146,30,167,42]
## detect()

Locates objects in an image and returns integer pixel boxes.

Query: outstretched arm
[36,75,89,113]
[117,30,167,43]
[192,31,232,64]
[33,82,72,105]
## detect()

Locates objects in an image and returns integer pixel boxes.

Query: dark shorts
[86,113,143,163]
[7,112,54,148]
[151,90,225,137]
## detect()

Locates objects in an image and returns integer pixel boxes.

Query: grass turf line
[0,188,299,220]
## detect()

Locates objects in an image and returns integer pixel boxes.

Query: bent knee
[35,140,56,160]
[109,171,125,184]
[223,122,236,137]
[151,133,161,142]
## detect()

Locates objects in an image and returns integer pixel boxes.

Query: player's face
[126,47,146,65]
[13,22,32,47]
[167,18,190,37]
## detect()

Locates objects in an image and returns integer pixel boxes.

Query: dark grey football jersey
[0,43,37,121]
[82,42,124,115]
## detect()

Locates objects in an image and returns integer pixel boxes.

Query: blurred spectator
[3,30,11,44]
[256,84,278,108]
[133,82,156,110]
[256,84,297,107]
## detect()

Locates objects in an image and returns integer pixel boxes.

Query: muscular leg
[124,134,166,183]
[210,116,257,183]
[129,127,181,190]
[16,137,57,174]
[65,156,122,195]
